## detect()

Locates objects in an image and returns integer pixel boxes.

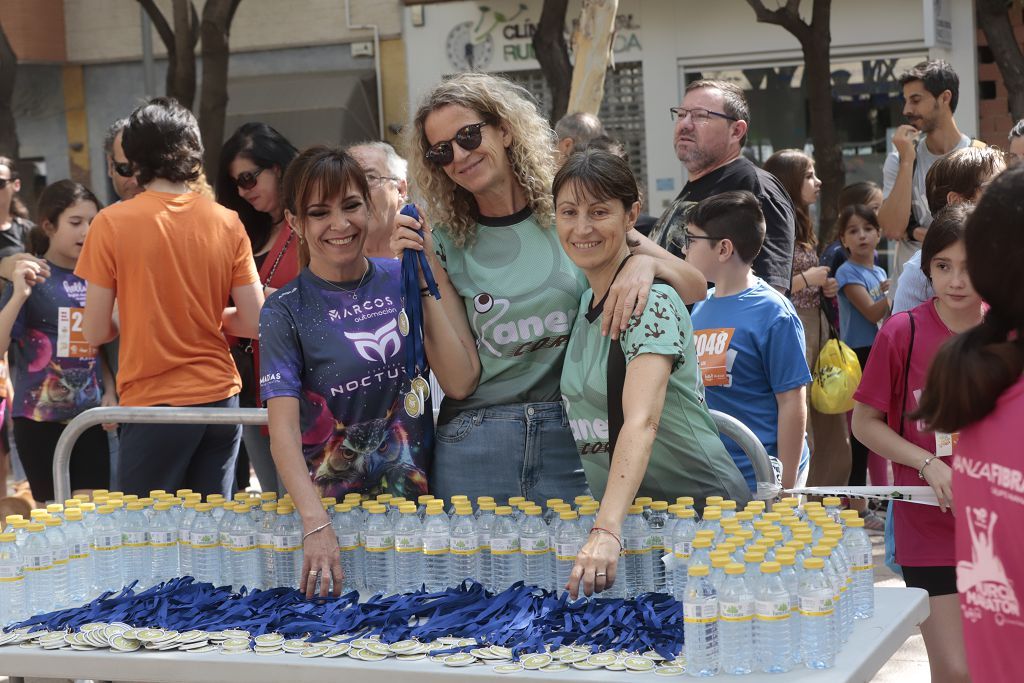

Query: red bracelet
[590,527,623,550]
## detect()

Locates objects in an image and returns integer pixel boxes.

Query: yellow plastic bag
[810,338,862,414]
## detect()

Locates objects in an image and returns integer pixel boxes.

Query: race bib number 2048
[693,328,735,387]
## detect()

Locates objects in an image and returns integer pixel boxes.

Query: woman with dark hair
[915,166,1024,682]
[554,150,749,598]
[217,123,301,493]
[764,149,850,487]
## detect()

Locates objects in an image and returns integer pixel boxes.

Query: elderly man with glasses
[346,141,409,258]
[650,79,796,295]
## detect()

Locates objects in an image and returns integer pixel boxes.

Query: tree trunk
[567,0,618,115]
[532,0,572,125]
[199,0,240,181]
[803,31,842,237]
[977,0,1024,121]
[170,0,197,108]
[0,21,19,160]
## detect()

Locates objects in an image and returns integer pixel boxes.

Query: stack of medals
[398,204,439,419]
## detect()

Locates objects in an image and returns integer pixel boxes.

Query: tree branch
[977,0,1024,121]
[136,0,175,53]
[744,0,811,44]
[533,0,572,124]
[189,2,201,49]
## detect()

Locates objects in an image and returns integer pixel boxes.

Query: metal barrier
[51,407,268,502]
[709,409,775,491]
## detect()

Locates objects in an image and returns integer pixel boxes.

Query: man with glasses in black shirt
[104,118,142,203]
[650,79,796,294]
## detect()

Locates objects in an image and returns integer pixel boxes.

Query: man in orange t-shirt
[76,97,263,497]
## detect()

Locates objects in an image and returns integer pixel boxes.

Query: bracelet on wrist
[589,526,623,551]
[302,520,332,542]
[918,455,937,480]
[800,272,809,288]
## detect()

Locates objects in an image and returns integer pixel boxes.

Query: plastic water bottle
[421,504,451,591]
[822,536,852,642]
[709,553,731,593]
[91,505,123,594]
[121,502,150,588]
[394,503,423,593]
[62,509,91,605]
[255,503,277,590]
[489,506,521,592]
[756,561,793,672]
[226,503,259,592]
[23,523,54,615]
[519,506,550,589]
[843,518,874,619]
[178,500,197,577]
[270,506,300,588]
[330,504,360,592]
[554,511,585,594]
[476,501,495,589]
[799,557,836,669]
[0,531,25,626]
[670,508,697,596]
[208,495,226,521]
[191,503,222,586]
[362,504,395,595]
[508,497,526,523]
[698,506,725,544]
[446,495,469,517]
[449,506,479,586]
[148,502,178,586]
[542,499,564,527]
[217,503,237,583]
[719,563,755,675]
[622,505,653,597]
[683,564,720,677]
[822,497,843,523]
[415,495,435,520]
[578,503,598,535]
[41,517,69,608]
[647,501,670,593]
[546,504,568,590]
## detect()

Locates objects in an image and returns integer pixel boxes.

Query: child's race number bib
[693,328,735,387]
[57,307,95,358]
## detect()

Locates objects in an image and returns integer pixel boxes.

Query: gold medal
[404,390,422,418]
[411,375,430,400]
[398,310,410,336]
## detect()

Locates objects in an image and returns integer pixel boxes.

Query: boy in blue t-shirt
[685,191,811,490]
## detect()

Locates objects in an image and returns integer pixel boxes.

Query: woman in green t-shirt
[553,149,750,599]
[391,73,706,504]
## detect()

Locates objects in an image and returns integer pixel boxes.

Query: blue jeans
[431,401,590,505]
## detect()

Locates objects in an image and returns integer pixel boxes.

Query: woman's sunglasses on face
[424,122,488,167]
[0,177,16,190]
[233,167,266,190]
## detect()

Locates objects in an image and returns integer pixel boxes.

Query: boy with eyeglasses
[684,191,811,491]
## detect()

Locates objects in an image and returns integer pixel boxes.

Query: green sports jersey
[433,209,587,422]
[560,282,751,504]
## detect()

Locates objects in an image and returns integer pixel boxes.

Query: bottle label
[273,534,301,552]
[720,599,754,622]
[257,532,274,550]
[648,534,665,552]
[364,534,394,552]
[850,550,872,571]
[69,541,90,559]
[149,531,175,547]
[683,601,718,623]
[673,541,692,559]
[395,534,421,553]
[219,531,232,547]
[555,542,579,562]
[490,537,520,555]
[229,533,255,551]
[423,536,449,555]
[178,529,190,547]
[336,533,359,552]
[53,547,69,565]
[756,599,791,621]
[191,532,219,549]
[520,537,549,556]
[450,536,478,555]
[799,595,835,617]
[123,531,148,548]
[92,533,121,551]
[24,552,52,571]
[622,536,648,555]
[0,564,24,581]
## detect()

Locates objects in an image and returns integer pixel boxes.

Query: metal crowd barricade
[51,407,269,503]
[709,409,775,493]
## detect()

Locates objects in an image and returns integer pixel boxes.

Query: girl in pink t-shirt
[916,165,1024,683]
[852,204,983,683]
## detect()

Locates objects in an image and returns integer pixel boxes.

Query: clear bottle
[446,495,470,517]
[255,502,277,590]
[542,498,565,527]
[362,504,395,595]
[799,557,836,669]
[394,503,423,593]
[91,505,123,594]
[698,507,725,544]
[23,523,54,615]
[774,550,802,665]
[0,532,25,626]
[622,504,653,597]
[843,518,874,619]
[62,509,92,605]
[208,495,226,522]
[148,502,179,586]
[719,562,755,675]
[121,502,150,589]
[634,496,654,519]
[683,564,720,677]
[191,503,222,586]
[709,553,731,593]
[720,499,738,519]
[822,497,843,523]
[519,506,550,589]
[508,496,527,524]
[227,503,259,592]
[756,561,793,673]
[271,505,301,589]
[489,505,521,592]
[476,501,496,589]
[332,503,363,593]
[704,495,724,510]
[819,541,851,644]
[647,501,670,593]
[216,503,237,585]
[474,496,495,519]
[178,499,198,577]
[449,505,479,586]
[416,494,435,521]
[670,508,698,597]
[682,536,714,601]
[421,504,451,592]
[578,503,598,536]
[41,517,69,608]
[385,497,406,525]
[823,534,853,642]
[554,510,585,595]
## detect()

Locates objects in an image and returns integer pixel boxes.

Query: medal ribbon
[400,204,440,389]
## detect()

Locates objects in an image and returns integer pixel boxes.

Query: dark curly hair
[122,97,203,187]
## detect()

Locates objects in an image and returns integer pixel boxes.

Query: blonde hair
[407,73,556,247]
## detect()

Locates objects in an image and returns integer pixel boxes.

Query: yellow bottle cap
[676,496,694,507]
[634,497,653,507]
[628,504,644,515]
[705,496,724,507]
[650,501,669,511]
[725,562,745,575]
[688,564,710,576]
[418,495,435,504]
[803,557,825,570]
[675,508,696,519]
[495,506,512,516]
[702,508,722,521]
[760,561,781,574]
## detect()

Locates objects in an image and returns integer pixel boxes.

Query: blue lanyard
[400,204,440,384]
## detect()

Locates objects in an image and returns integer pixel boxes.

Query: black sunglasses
[0,178,13,190]
[234,167,267,190]
[424,122,489,167]
[112,161,134,179]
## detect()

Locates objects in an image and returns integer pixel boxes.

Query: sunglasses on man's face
[0,178,14,190]
[112,161,134,179]
[424,122,489,167]
[233,167,266,190]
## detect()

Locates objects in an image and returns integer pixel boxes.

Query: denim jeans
[430,401,590,505]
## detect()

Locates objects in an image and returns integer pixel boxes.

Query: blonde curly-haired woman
[392,73,705,503]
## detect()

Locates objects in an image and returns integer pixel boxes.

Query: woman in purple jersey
[260,147,478,597]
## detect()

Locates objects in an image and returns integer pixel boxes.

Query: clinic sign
[444,2,642,72]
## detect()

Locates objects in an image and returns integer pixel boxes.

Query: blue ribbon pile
[7,579,683,659]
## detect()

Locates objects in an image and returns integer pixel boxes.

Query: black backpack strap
[898,310,916,437]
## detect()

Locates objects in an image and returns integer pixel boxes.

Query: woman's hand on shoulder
[603,255,655,339]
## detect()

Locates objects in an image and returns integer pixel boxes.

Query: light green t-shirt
[433,209,587,422]
[560,282,751,504]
